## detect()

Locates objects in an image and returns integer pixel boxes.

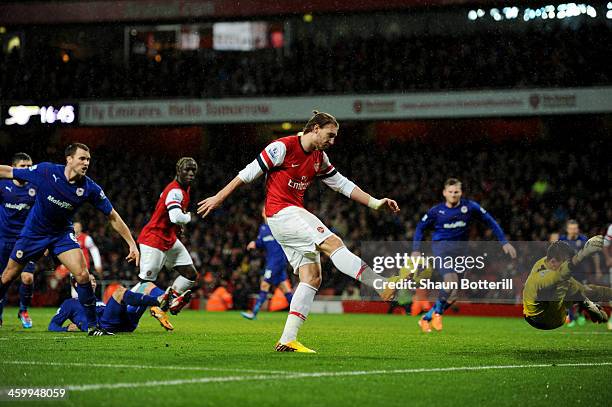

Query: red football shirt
[257,136,335,217]
[138,180,190,251]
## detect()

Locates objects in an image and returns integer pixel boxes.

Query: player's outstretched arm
[0,165,14,179]
[349,186,400,213]
[107,209,140,266]
[572,235,604,265]
[502,243,517,259]
[197,176,244,218]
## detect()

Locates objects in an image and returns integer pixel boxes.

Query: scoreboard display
[1,104,78,126]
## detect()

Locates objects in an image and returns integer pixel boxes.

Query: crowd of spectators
[1,24,609,101]
[6,131,609,307]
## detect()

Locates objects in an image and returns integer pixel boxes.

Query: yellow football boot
[150,306,174,331]
[275,340,316,353]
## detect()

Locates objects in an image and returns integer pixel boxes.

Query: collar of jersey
[297,136,312,155]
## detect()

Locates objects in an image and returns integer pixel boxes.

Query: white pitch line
[0,360,290,375]
[57,361,612,392]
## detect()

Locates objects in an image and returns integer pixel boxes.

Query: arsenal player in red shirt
[136,157,198,316]
[198,111,400,353]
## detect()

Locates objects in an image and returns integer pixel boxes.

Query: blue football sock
[19,283,33,312]
[122,290,159,306]
[284,292,293,305]
[423,306,435,321]
[433,299,447,315]
[252,290,268,315]
[75,282,98,328]
[149,287,165,297]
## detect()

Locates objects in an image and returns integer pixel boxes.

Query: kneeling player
[241,208,292,320]
[49,277,173,334]
[523,237,610,330]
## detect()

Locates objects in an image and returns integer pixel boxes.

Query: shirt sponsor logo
[47,195,74,210]
[76,188,84,197]
[4,202,31,211]
[287,178,310,191]
[443,221,467,229]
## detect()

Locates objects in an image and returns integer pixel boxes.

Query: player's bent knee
[143,282,156,295]
[73,269,91,284]
[319,234,344,255]
[302,274,321,288]
[176,265,198,281]
[112,286,127,302]
[21,272,34,285]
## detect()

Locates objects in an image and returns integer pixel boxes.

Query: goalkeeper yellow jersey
[522,257,572,318]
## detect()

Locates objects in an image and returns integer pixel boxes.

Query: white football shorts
[138,239,193,281]
[267,206,333,273]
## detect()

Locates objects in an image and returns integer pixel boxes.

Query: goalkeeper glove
[582,299,609,324]
[573,235,604,264]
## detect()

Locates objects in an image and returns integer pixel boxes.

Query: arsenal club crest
[314,162,320,172]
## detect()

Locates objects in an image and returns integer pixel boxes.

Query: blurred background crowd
[0,1,610,308]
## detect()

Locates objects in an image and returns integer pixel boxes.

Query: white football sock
[330,246,386,295]
[279,282,317,344]
[171,275,195,294]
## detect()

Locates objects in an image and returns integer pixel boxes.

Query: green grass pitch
[1,307,611,406]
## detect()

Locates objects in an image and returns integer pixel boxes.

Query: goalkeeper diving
[523,235,610,330]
